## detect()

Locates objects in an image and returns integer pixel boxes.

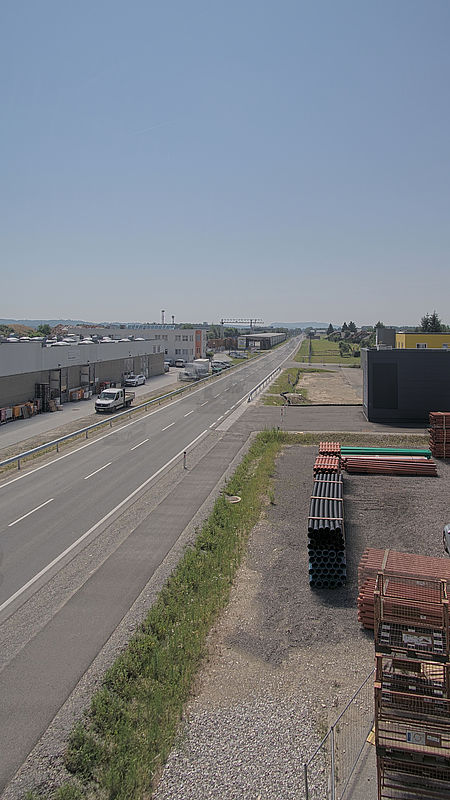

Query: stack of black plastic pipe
[308,471,346,589]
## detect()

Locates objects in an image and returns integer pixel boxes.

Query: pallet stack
[429,412,450,459]
[358,549,450,630]
[374,572,450,799]
[308,448,346,589]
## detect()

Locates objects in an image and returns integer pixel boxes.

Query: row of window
[415,343,449,349]
[174,335,194,342]
[175,349,194,356]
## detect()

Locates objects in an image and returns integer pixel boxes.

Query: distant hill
[0,318,92,329]
[270,322,331,329]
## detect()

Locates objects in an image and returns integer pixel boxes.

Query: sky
[2,0,450,327]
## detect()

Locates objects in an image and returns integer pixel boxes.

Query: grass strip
[294,338,360,365]
[43,429,286,800]
[263,367,330,405]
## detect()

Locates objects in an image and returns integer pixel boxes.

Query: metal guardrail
[0,370,225,472]
[247,366,281,402]
[0,342,297,473]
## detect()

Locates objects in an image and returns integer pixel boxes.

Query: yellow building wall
[395,333,450,349]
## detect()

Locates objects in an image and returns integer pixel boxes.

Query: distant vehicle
[124,374,146,386]
[95,388,135,412]
[175,359,185,368]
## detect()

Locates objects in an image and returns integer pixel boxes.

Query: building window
[443,344,449,349]
[175,348,181,355]
[182,335,188,341]
[416,343,427,349]
[175,335,181,342]
[189,335,193,342]
[183,348,188,355]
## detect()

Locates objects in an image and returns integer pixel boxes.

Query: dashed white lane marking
[130,439,149,451]
[200,400,208,406]
[84,462,112,480]
[9,498,54,528]
[0,429,208,615]
[217,415,223,421]
[213,393,220,398]
[184,410,194,417]
[162,422,175,431]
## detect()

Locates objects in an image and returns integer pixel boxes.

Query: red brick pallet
[429,411,450,459]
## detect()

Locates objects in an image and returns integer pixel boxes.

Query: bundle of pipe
[319,441,341,456]
[343,455,437,476]
[313,455,340,474]
[429,411,450,459]
[358,548,450,630]
[341,446,432,458]
[308,470,346,589]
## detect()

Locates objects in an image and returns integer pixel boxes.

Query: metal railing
[247,366,281,402]
[0,370,225,472]
[304,668,375,800]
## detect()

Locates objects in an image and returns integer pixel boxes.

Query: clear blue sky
[2,0,449,327]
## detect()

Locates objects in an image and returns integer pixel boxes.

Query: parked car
[124,374,146,386]
[174,359,185,368]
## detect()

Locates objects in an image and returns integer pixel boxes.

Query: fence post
[17,457,21,471]
[304,762,309,800]
[330,724,336,800]
[56,441,59,453]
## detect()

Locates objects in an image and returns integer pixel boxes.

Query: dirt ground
[297,368,362,405]
[155,444,450,800]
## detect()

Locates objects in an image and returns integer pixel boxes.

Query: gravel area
[155,444,450,800]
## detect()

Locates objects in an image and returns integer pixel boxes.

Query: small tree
[327,323,334,336]
[420,311,443,333]
[37,323,51,336]
[341,322,348,333]
[348,320,357,333]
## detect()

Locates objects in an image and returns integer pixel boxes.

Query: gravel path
[154,444,450,800]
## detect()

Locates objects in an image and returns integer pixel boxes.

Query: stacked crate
[374,572,450,799]
[358,549,450,631]
[308,450,346,589]
[429,412,450,459]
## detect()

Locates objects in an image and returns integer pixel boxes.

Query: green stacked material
[340,446,432,458]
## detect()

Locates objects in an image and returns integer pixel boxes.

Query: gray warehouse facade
[362,348,450,423]
[0,340,164,410]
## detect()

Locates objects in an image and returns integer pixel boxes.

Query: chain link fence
[304,669,375,800]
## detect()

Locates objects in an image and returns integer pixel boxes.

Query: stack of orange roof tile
[429,412,450,459]
[313,455,340,474]
[319,441,341,456]
[358,548,450,630]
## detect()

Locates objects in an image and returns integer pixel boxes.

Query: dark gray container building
[362,348,450,423]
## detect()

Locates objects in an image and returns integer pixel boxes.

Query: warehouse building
[238,332,287,350]
[0,339,164,417]
[65,324,207,363]
[361,347,450,422]
[395,331,450,349]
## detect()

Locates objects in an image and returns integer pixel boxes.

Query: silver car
[124,374,146,386]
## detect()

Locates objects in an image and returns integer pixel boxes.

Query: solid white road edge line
[0,429,208,614]
[130,439,149,452]
[84,462,112,480]
[8,498,54,528]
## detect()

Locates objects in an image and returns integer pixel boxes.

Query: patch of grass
[263,367,330,405]
[55,429,285,800]
[294,338,360,365]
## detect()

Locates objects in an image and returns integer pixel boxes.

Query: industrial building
[361,347,450,422]
[237,332,287,350]
[0,339,164,419]
[64,325,207,364]
[395,331,450,349]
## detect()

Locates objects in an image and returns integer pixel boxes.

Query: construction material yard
[154,439,450,800]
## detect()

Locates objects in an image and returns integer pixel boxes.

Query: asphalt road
[0,340,299,793]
